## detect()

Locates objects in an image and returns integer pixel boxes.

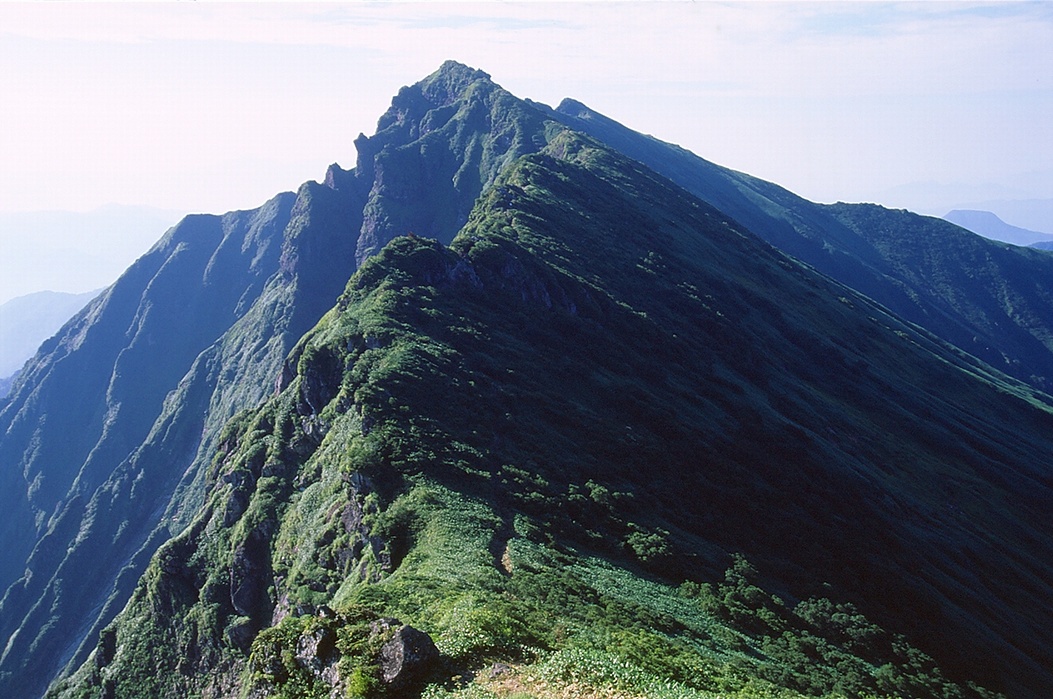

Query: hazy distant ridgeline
[944,209,1053,247]
[0,290,99,386]
[0,205,182,306]
[950,198,1053,237]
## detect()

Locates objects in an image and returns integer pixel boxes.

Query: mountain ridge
[541,97,1053,392]
[52,114,1053,699]
[1,61,1051,698]
[0,60,567,698]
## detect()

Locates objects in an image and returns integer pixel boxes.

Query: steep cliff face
[52,133,1053,699]
[0,194,293,591]
[343,61,558,264]
[0,183,367,698]
[0,60,564,699]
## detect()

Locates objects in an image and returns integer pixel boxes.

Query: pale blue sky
[1,1,1051,300]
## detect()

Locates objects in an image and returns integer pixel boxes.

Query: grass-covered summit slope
[53,133,1053,699]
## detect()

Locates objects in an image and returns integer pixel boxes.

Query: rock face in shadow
[346,61,555,265]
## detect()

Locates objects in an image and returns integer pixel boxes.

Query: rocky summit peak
[436,59,490,82]
[421,60,493,105]
[555,97,590,117]
[371,61,495,138]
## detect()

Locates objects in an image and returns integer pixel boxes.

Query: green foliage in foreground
[337,481,996,699]
[248,607,391,699]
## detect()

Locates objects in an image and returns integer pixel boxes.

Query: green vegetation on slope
[52,132,1053,699]
[2,60,563,698]
[548,98,1053,392]
[825,203,1053,389]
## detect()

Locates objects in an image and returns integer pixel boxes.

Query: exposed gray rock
[93,628,116,670]
[221,470,254,527]
[377,622,439,690]
[230,531,272,619]
[295,625,336,674]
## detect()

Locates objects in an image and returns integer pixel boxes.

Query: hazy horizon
[1,2,1050,303]
[0,205,183,305]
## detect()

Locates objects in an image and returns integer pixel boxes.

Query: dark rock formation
[374,620,440,691]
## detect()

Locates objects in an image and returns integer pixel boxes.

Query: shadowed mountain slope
[52,132,1053,699]
[826,204,1053,386]
[544,99,1053,391]
[0,187,360,698]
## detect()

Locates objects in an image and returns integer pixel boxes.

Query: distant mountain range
[949,198,1053,238]
[2,62,1052,699]
[0,205,182,305]
[0,290,99,394]
[876,182,1053,235]
[943,209,1053,246]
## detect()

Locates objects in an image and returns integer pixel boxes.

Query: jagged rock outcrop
[346,60,556,264]
[244,613,436,699]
